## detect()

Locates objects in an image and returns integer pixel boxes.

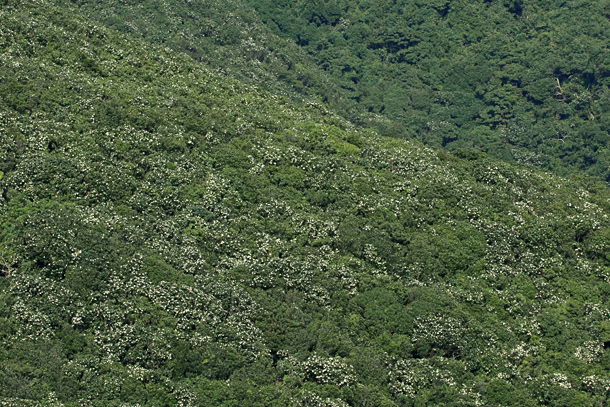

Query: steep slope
[2,1,610,406]
[48,0,360,124]
[248,0,610,182]
[52,0,610,183]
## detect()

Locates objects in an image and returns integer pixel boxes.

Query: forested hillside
[49,0,359,122]
[2,0,610,406]
[247,0,610,181]
[53,0,610,183]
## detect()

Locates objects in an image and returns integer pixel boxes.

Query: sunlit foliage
[2,1,610,406]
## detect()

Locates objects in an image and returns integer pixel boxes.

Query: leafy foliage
[2,1,610,406]
[247,0,610,182]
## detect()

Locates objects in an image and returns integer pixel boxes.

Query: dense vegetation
[48,0,358,123]
[52,0,610,182]
[2,0,610,406]
[247,0,610,181]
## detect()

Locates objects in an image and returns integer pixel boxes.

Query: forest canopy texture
[2,0,610,406]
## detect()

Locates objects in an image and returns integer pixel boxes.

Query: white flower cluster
[277,352,356,388]
[388,358,456,398]
[301,354,356,387]
[574,340,604,363]
[549,373,573,389]
[581,375,610,395]
[290,391,349,407]
[9,273,80,341]
[412,314,465,356]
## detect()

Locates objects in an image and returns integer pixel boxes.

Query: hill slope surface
[54,0,610,182]
[247,0,610,181]
[2,1,610,406]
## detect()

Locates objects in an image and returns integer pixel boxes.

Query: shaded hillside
[2,1,610,406]
[248,0,610,181]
